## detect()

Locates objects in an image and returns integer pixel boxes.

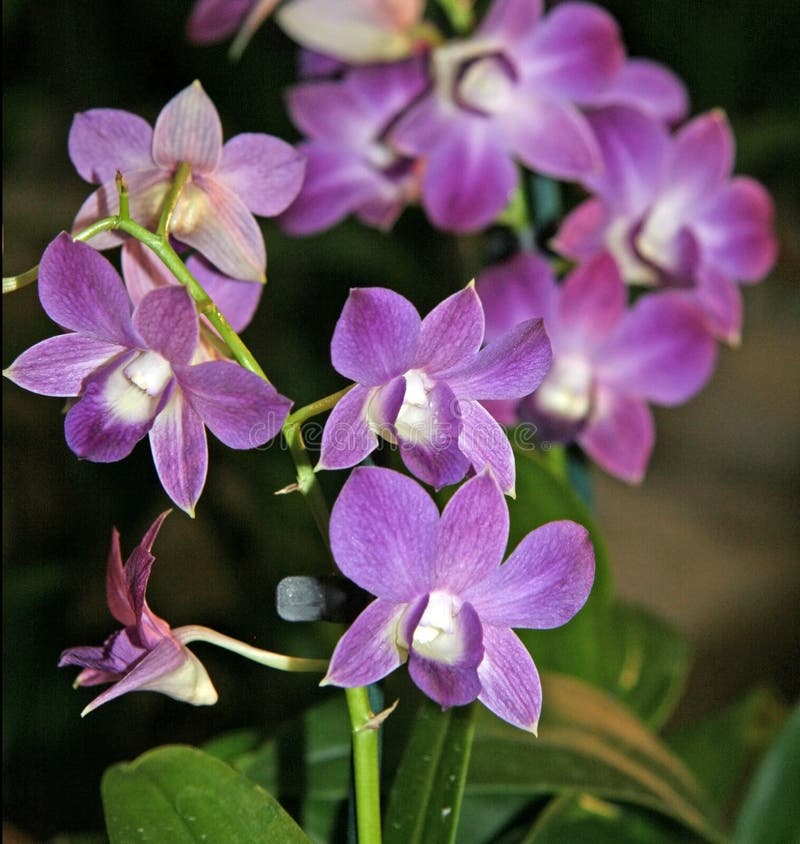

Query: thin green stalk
[157,161,192,237]
[285,385,355,428]
[346,686,383,844]
[281,421,331,541]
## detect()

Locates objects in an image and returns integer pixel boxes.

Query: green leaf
[384,700,477,844]
[205,695,352,843]
[101,745,310,843]
[732,704,800,844]
[522,793,701,844]
[466,673,726,844]
[669,686,788,814]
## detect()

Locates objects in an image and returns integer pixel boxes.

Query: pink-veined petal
[323,599,407,687]
[68,109,154,184]
[152,81,223,174]
[331,287,421,386]
[414,285,485,374]
[477,626,541,733]
[577,386,654,483]
[149,389,208,516]
[175,360,291,448]
[329,466,439,600]
[217,133,306,216]
[133,287,199,365]
[465,521,593,628]
[317,384,380,471]
[457,400,517,495]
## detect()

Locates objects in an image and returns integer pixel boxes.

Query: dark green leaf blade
[102,744,310,843]
[384,699,477,844]
[467,673,726,844]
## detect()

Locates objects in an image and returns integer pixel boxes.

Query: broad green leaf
[205,695,352,843]
[384,700,477,844]
[522,793,700,844]
[466,673,726,844]
[102,745,309,843]
[732,703,800,844]
[669,686,788,813]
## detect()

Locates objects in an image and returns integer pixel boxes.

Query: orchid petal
[186,0,253,44]
[478,0,543,44]
[442,318,552,401]
[408,599,484,708]
[133,287,198,365]
[552,199,611,262]
[600,59,689,124]
[434,470,509,592]
[597,292,717,405]
[668,110,734,204]
[38,234,138,346]
[3,334,125,397]
[477,626,541,733]
[329,466,438,600]
[175,361,291,447]
[149,389,208,516]
[578,386,654,483]
[526,2,624,101]
[331,287,421,386]
[323,599,407,687]
[152,81,223,174]
[171,179,267,283]
[317,385,380,471]
[466,521,593,628]
[457,400,517,495]
[692,266,743,344]
[414,285,485,374]
[68,109,154,184]
[105,528,136,626]
[217,133,306,216]
[186,255,263,332]
[65,352,159,463]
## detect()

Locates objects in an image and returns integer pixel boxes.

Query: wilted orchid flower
[477,252,717,482]
[389,0,625,231]
[281,58,427,234]
[3,234,292,515]
[317,283,551,494]
[554,107,777,342]
[324,467,595,732]
[70,80,305,282]
[121,240,263,362]
[59,512,218,716]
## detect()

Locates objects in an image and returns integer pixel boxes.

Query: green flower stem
[157,161,192,238]
[285,385,355,428]
[175,625,328,673]
[281,421,331,542]
[346,686,383,844]
[436,0,475,33]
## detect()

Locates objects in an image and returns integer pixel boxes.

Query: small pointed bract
[324,467,595,731]
[3,234,292,514]
[318,284,552,494]
[70,80,305,282]
[59,512,218,715]
[477,251,718,482]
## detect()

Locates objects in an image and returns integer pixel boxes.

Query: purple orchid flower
[3,234,292,515]
[477,251,718,482]
[388,0,625,232]
[317,283,551,494]
[280,58,427,235]
[69,80,305,282]
[60,512,218,716]
[554,106,777,343]
[121,240,263,361]
[593,58,688,125]
[324,467,595,732]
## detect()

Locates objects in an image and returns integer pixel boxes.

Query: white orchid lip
[535,354,593,422]
[457,55,516,115]
[124,351,173,396]
[410,590,465,665]
[394,369,438,445]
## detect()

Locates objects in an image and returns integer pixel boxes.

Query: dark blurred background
[3,0,799,839]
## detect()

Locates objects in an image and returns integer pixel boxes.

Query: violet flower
[70,80,305,282]
[3,234,292,515]
[324,467,595,732]
[477,252,717,482]
[121,240,263,361]
[554,106,777,342]
[389,0,625,231]
[281,58,427,234]
[317,283,551,494]
[59,512,218,716]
